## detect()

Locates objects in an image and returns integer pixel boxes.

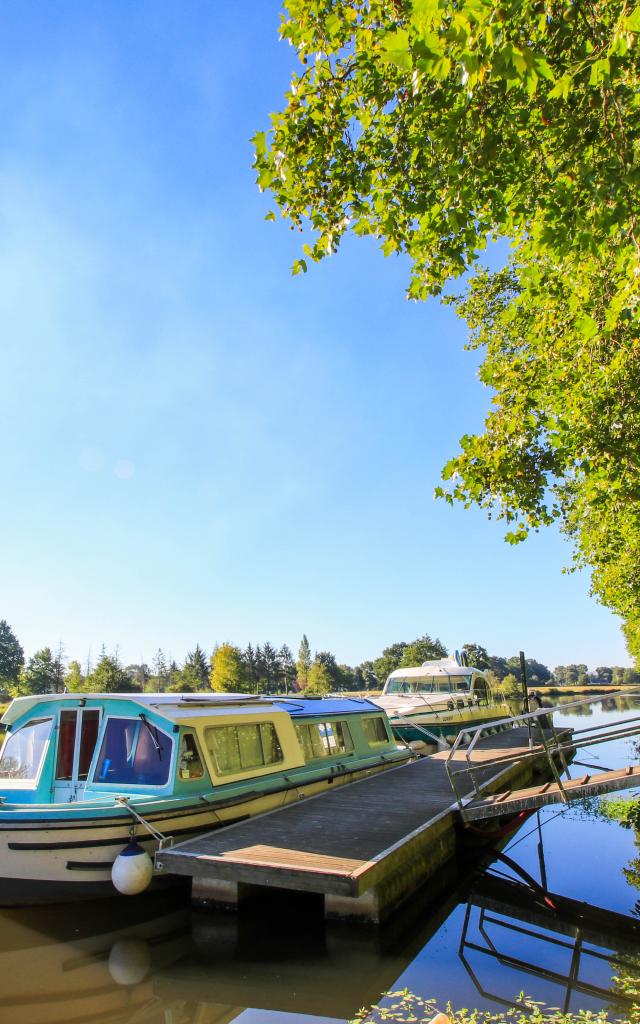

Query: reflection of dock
[158,727,563,924]
[461,871,640,1012]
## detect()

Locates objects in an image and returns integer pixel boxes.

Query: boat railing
[444,690,640,817]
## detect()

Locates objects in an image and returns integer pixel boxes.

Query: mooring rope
[115,796,171,846]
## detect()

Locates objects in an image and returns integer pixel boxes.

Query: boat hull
[377,703,510,744]
[0,760,398,905]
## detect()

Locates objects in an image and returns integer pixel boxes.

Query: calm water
[3,697,640,1024]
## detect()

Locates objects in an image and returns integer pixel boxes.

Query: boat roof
[387,658,477,681]
[1,692,382,727]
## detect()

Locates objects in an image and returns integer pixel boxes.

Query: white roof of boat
[0,692,276,727]
[387,658,476,680]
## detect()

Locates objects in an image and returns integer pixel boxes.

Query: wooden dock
[156,727,568,924]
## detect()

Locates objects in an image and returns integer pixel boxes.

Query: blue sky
[0,2,630,672]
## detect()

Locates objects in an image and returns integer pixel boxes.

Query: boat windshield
[93,717,173,786]
[386,675,470,695]
[0,718,52,781]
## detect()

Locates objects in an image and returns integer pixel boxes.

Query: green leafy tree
[126,663,151,689]
[16,647,59,696]
[256,0,640,658]
[261,642,279,692]
[210,643,251,693]
[89,652,138,693]
[462,643,490,670]
[594,665,614,684]
[488,655,509,681]
[500,673,522,700]
[52,642,66,693]
[172,650,206,693]
[336,663,356,690]
[352,665,365,691]
[373,642,409,682]
[296,634,312,688]
[507,655,551,684]
[278,644,296,693]
[151,648,170,692]
[0,620,24,692]
[305,660,332,695]
[315,650,342,689]
[244,643,259,691]
[400,634,448,666]
[183,645,209,690]
[65,660,86,692]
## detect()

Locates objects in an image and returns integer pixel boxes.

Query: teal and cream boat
[0,692,409,905]
[373,656,510,749]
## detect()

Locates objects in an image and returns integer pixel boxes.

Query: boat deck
[157,727,559,910]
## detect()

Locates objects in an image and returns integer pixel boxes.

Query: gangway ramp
[462,763,640,820]
[447,692,640,823]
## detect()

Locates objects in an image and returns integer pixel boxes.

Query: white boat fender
[111,840,154,895]
[108,938,152,985]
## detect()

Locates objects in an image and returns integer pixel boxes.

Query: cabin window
[93,718,173,786]
[294,720,354,761]
[472,677,489,705]
[0,718,52,781]
[55,710,77,780]
[178,733,205,780]
[362,716,390,747]
[78,710,101,780]
[437,675,469,692]
[205,722,283,777]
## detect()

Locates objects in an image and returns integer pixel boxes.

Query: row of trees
[0,619,635,699]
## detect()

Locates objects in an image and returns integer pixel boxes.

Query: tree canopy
[254,0,640,658]
[0,620,24,692]
[210,643,251,693]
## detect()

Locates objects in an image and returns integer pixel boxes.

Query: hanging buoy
[108,938,152,985]
[111,840,154,895]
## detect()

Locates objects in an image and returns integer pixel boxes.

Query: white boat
[372,656,510,749]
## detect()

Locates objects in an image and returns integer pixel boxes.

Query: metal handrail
[445,690,640,814]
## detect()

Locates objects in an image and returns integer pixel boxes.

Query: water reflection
[2,698,640,1024]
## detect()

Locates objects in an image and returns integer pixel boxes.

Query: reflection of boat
[0,891,191,1024]
[373,657,509,748]
[0,692,409,903]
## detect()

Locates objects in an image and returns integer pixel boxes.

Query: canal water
[3,697,640,1024]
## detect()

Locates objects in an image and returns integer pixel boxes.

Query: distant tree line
[0,618,636,700]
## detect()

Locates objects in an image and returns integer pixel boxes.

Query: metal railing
[445,691,640,816]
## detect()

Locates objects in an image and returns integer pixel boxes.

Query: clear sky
[0,1,630,673]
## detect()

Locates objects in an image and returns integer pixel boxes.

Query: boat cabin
[383,660,492,705]
[0,693,404,805]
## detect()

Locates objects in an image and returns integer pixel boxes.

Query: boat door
[52,706,101,802]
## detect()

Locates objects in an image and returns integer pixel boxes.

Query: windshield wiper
[139,713,162,758]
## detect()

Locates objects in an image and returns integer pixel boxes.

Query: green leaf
[548,74,572,99]
[577,314,598,338]
[380,29,413,71]
[589,57,610,86]
[291,258,307,276]
[626,6,640,30]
